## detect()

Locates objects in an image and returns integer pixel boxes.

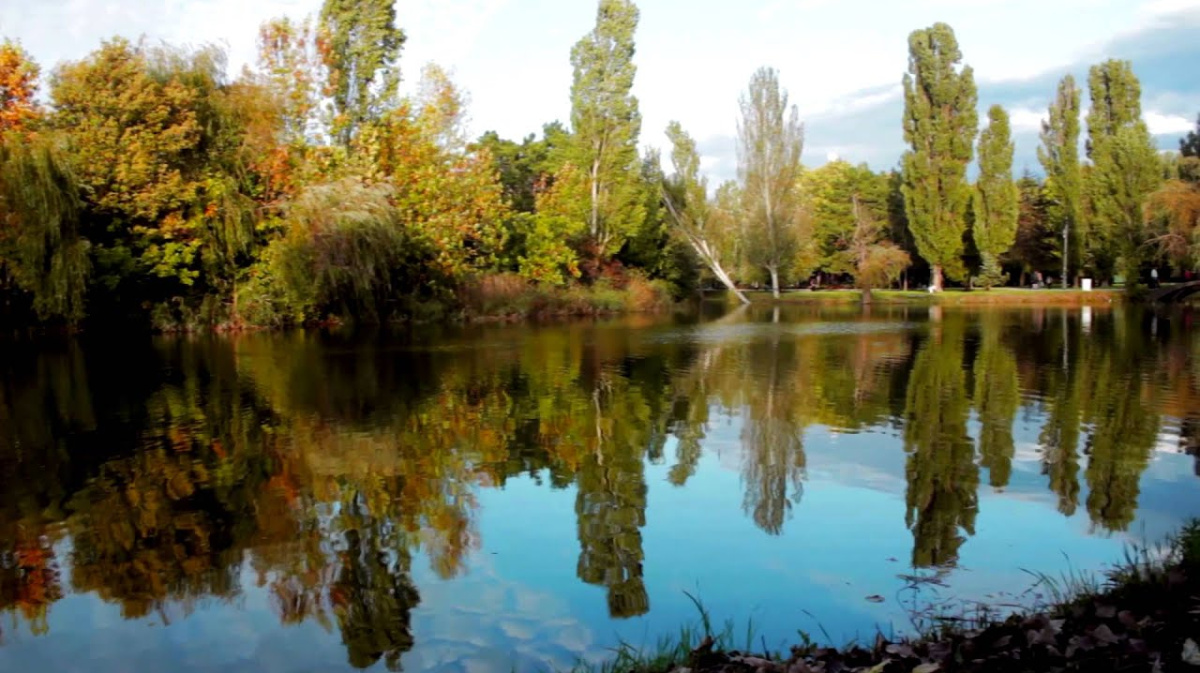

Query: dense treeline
[1,3,1197,329]
[1,306,1193,652]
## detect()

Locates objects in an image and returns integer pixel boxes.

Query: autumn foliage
[0,40,39,132]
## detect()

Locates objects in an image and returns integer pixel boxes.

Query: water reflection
[1,306,1199,669]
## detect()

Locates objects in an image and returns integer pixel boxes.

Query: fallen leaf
[865,595,886,603]
[1092,624,1120,645]
[1183,638,1200,666]
[885,643,914,657]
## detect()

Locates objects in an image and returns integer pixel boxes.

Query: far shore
[720,287,1128,307]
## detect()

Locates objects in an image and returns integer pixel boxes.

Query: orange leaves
[1146,179,1200,266]
[0,41,40,133]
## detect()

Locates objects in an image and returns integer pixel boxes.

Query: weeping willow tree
[0,134,90,324]
[269,179,422,322]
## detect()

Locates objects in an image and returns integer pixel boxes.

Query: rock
[1095,604,1117,619]
[912,665,941,673]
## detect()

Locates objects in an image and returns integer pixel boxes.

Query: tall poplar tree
[737,66,805,298]
[973,104,1018,289]
[1038,75,1083,288]
[568,0,644,263]
[1085,59,1160,286]
[900,23,978,292]
[318,0,405,145]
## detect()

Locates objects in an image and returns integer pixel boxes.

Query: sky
[3,0,1199,182]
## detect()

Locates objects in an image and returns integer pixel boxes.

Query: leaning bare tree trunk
[769,267,781,299]
[711,262,752,305]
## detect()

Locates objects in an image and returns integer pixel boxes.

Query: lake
[2,304,1199,672]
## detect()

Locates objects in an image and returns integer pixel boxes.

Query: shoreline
[578,522,1200,673]
[741,288,1126,307]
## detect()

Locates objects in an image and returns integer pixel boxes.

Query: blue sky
[3,0,1198,181]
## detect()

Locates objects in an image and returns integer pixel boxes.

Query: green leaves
[901,23,978,290]
[568,0,645,261]
[1038,75,1083,284]
[737,66,806,297]
[1086,60,1161,285]
[318,0,405,146]
[973,104,1018,289]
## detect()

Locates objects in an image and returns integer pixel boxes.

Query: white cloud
[4,0,1198,176]
[809,85,903,119]
[1009,107,1047,133]
[1146,111,1195,135]
[1143,0,1200,16]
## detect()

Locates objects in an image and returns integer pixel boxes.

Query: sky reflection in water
[2,304,1199,672]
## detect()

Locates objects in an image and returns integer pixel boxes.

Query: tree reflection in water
[0,306,1195,663]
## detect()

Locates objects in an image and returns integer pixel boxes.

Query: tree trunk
[770,267,781,299]
[931,265,944,292]
[861,286,873,305]
[1062,224,1070,289]
[713,265,752,305]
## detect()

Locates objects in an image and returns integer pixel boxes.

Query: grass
[750,287,1125,306]
[569,520,1200,673]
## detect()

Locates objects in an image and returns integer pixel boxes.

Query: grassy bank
[459,273,677,322]
[742,288,1125,307]
[577,522,1200,673]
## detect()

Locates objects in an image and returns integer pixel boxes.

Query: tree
[847,195,911,303]
[973,314,1019,489]
[1038,75,1083,288]
[0,134,90,323]
[50,40,263,323]
[737,66,805,298]
[900,23,978,292]
[568,0,644,262]
[903,313,978,567]
[256,16,321,144]
[662,121,749,304]
[1086,60,1161,287]
[1182,113,1200,158]
[472,122,567,214]
[318,0,406,145]
[803,160,889,274]
[1008,174,1057,283]
[973,104,1019,289]
[1145,178,1200,271]
[0,40,40,133]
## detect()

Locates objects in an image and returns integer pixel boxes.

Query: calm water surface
[3,305,1200,672]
